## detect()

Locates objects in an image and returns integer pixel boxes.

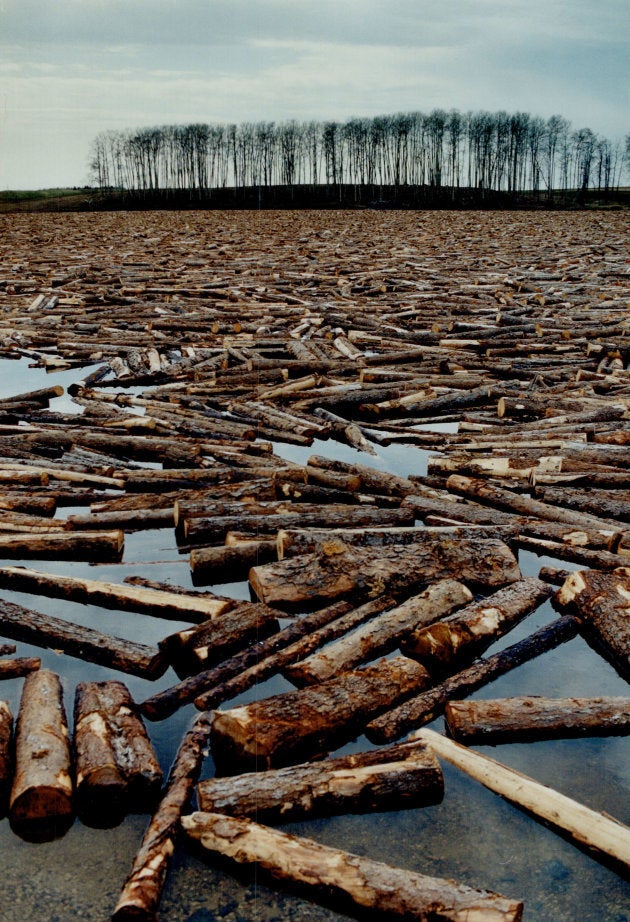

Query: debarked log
[210,655,432,774]
[9,669,73,841]
[74,680,162,825]
[444,695,630,745]
[249,533,520,609]
[190,539,277,585]
[285,579,473,687]
[0,700,13,816]
[111,712,212,922]
[366,616,579,744]
[0,529,124,561]
[554,567,630,680]
[417,728,630,876]
[0,598,167,680]
[401,578,553,676]
[182,811,524,922]
[197,738,444,823]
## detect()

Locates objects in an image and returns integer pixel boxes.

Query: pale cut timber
[416,728,630,876]
[286,579,473,686]
[197,739,444,823]
[445,696,630,745]
[182,811,523,922]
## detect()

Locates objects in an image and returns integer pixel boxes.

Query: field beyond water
[0,209,628,921]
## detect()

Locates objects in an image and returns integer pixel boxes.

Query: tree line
[89,109,628,204]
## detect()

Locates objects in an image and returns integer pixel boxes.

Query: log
[250,533,520,609]
[366,616,579,744]
[111,712,212,922]
[210,655,432,774]
[158,601,280,676]
[444,695,630,745]
[0,529,124,561]
[73,680,162,824]
[197,739,444,823]
[0,656,41,679]
[190,539,277,585]
[0,566,234,623]
[417,728,630,876]
[9,669,74,841]
[182,811,523,922]
[553,567,630,680]
[0,700,12,815]
[277,524,506,558]
[0,597,167,680]
[285,579,473,686]
[401,578,553,676]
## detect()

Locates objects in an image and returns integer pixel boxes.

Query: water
[0,360,628,922]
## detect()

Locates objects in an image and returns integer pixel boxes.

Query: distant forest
[89,109,629,207]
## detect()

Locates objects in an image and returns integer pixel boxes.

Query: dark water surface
[0,358,628,922]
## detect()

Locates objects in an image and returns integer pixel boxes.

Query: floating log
[0,529,124,561]
[286,579,472,686]
[401,577,553,676]
[182,811,523,922]
[250,532,520,609]
[73,680,162,825]
[111,712,212,922]
[554,567,630,680]
[0,656,41,679]
[210,655,432,774]
[0,597,167,680]
[158,601,280,676]
[197,738,444,823]
[9,669,74,841]
[366,616,579,744]
[190,539,277,585]
[0,700,12,815]
[417,728,630,876]
[444,695,630,744]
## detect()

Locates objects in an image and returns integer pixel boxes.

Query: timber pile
[0,210,628,918]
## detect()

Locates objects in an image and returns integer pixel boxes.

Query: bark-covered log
[554,567,630,680]
[366,616,579,744]
[182,811,523,922]
[0,597,167,680]
[197,739,444,822]
[0,656,41,679]
[9,669,74,841]
[401,578,553,676]
[210,655,432,774]
[190,539,277,585]
[0,700,13,816]
[111,712,212,922]
[0,529,124,561]
[418,728,630,876]
[286,579,472,686]
[445,695,630,745]
[158,601,280,676]
[276,524,505,558]
[74,680,163,825]
[250,532,520,608]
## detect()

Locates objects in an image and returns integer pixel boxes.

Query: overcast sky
[0,0,627,189]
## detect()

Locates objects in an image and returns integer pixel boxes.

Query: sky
[0,0,628,189]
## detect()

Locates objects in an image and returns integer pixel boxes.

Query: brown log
[182,811,523,922]
[286,579,473,686]
[210,655,432,773]
[250,532,520,609]
[111,712,212,922]
[445,695,630,745]
[0,492,56,516]
[73,680,162,825]
[0,529,124,561]
[9,669,73,841]
[190,539,277,585]
[0,656,41,679]
[0,643,16,656]
[538,565,573,586]
[197,738,444,823]
[158,601,280,676]
[65,507,174,531]
[534,485,630,524]
[366,616,579,744]
[0,597,167,680]
[554,567,630,680]
[513,535,624,570]
[401,577,553,675]
[0,700,13,815]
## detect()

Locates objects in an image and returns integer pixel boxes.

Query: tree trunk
[190,539,277,584]
[9,669,74,841]
[182,811,523,922]
[210,655,431,774]
[0,700,13,815]
[0,656,41,679]
[0,529,124,561]
[445,695,630,745]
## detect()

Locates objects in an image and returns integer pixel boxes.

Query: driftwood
[9,669,74,841]
[182,811,524,922]
[0,700,12,815]
[210,655,432,773]
[73,680,162,824]
[418,728,630,876]
[111,712,212,922]
[445,695,630,744]
[197,739,444,823]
